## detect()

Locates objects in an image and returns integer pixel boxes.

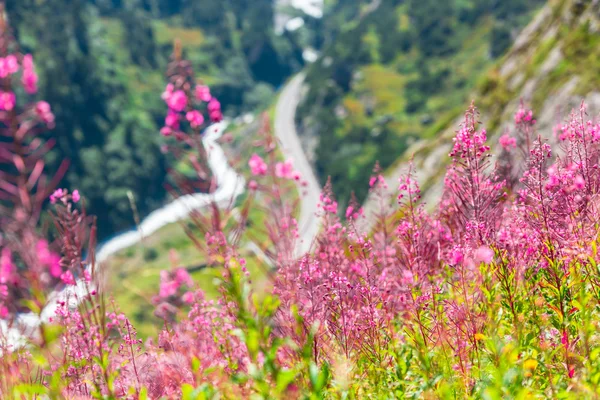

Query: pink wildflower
[50,188,65,204]
[21,54,38,94]
[186,110,205,128]
[275,159,295,179]
[167,90,187,112]
[35,101,55,127]
[165,111,180,129]
[474,246,494,264]
[60,270,76,285]
[499,134,517,150]
[0,91,16,111]
[72,190,80,203]
[0,248,14,284]
[195,85,212,102]
[249,154,268,176]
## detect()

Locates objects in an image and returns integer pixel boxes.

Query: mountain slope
[364,0,600,215]
[296,0,545,211]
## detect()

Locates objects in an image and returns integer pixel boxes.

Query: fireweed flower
[249,154,268,176]
[0,91,15,111]
[186,110,205,128]
[195,85,212,102]
[167,90,187,112]
[21,54,38,94]
[499,134,517,150]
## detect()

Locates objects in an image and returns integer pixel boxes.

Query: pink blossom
[182,291,195,304]
[21,54,38,94]
[249,154,268,176]
[165,111,180,129]
[37,240,62,278]
[195,85,212,102]
[573,175,585,190]
[209,110,223,123]
[499,134,516,150]
[474,246,494,264]
[0,55,19,77]
[167,90,187,112]
[160,126,173,137]
[161,83,174,101]
[35,101,55,127]
[0,248,14,284]
[0,91,16,111]
[0,304,7,319]
[159,280,179,298]
[72,190,80,203]
[175,268,193,286]
[449,248,464,265]
[60,270,76,285]
[207,98,221,112]
[50,188,65,204]
[275,159,295,179]
[248,180,258,190]
[186,110,205,128]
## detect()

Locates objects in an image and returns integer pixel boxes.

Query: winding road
[274,74,322,255]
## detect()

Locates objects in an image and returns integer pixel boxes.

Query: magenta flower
[165,110,180,129]
[499,134,516,150]
[249,154,268,176]
[0,91,16,111]
[275,159,295,179]
[186,110,205,128]
[72,189,80,203]
[35,101,55,127]
[0,248,14,284]
[161,83,174,101]
[60,270,75,285]
[167,90,187,112]
[21,54,38,94]
[160,126,173,137]
[50,188,65,204]
[195,85,212,102]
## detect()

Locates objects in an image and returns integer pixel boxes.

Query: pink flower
[35,101,55,127]
[207,98,221,112]
[0,55,19,77]
[573,175,585,190]
[160,126,173,137]
[248,180,258,190]
[50,188,65,204]
[60,270,76,285]
[275,159,295,179]
[195,85,212,102]
[249,154,268,176]
[37,240,62,278]
[186,110,205,128]
[159,280,179,298]
[182,291,195,304]
[345,206,354,219]
[0,91,16,111]
[0,248,14,284]
[449,248,464,265]
[167,90,187,112]
[165,111,180,129]
[0,304,8,319]
[72,190,80,203]
[21,55,38,94]
[499,134,516,150]
[474,246,494,264]
[161,83,174,101]
[209,110,223,122]
[175,268,193,286]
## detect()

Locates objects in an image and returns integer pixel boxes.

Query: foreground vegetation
[5,6,600,400]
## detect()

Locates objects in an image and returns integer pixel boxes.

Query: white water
[0,122,246,350]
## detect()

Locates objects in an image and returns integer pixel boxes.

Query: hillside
[367,0,600,213]
[296,0,545,210]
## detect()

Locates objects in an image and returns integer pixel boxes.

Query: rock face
[362,0,600,224]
